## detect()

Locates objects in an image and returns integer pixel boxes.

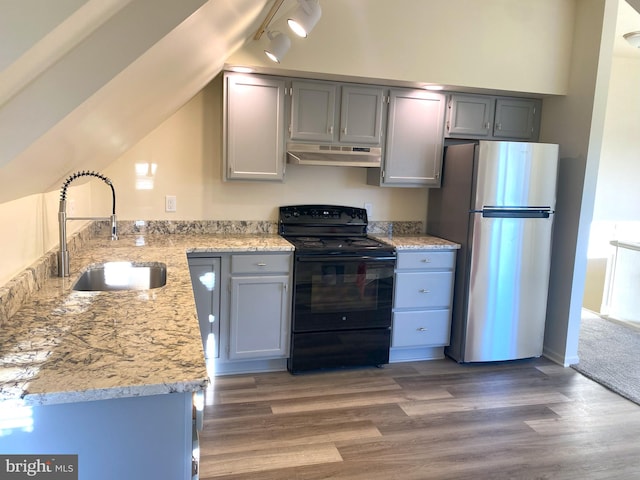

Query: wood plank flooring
[198,358,640,479]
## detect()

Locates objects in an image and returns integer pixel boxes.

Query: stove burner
[349,238,380,247]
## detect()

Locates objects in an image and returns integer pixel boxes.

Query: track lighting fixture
[264,31,291,63]
[287,0,321,38]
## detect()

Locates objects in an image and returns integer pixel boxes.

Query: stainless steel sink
[72,262,167,291]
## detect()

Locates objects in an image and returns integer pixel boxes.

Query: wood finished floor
[198,358,640,480]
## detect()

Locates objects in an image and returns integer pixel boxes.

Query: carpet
[571,311,640,406]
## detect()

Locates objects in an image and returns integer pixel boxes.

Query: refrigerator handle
[475,207,553,219]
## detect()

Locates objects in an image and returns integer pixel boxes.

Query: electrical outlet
[364,202,373,219]
[165,195,177,212]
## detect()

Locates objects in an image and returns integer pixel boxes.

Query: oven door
[292,254,395,332]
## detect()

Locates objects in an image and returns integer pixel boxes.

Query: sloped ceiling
[0,0,272,204]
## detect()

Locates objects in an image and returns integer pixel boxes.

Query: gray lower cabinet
[368,88,446,187]
[0,392,197,480]
[445,93,541,141]
[228,253,291,360]
[390,249,456,362]
[223,72,286,181]
[188,252,292,374]
[188,256,221,359]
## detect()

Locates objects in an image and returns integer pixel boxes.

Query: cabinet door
[493,98,539,140]
[290,80,337,142]
[229,275,290,360]
[446,94,494,138]
[188,257,221,358]
[339,85,384,144]
[382,89,445,186]
[225,73,286,181]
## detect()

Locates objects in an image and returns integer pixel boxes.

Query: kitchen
[1,0,639,478]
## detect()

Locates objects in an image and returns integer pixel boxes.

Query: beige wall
[0,184,91,286]
[229,0,576,95]
[540,0,617,365]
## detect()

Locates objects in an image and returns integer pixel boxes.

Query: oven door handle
[296,255,396,263]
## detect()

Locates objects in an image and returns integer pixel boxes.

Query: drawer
[231,254,291,274]
[394,271,454,308]
[396,250,456,270]
[392,310,451,347]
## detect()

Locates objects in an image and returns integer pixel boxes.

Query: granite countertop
[375,234,461,250]
[0,233,293,406]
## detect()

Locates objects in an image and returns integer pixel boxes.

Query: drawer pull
[256,262,267,267]
[421,258,431,263]
[417,327,427,332]
[419,289,430,293]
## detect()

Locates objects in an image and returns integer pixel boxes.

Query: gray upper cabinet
[290,80,336,142]
[223,73,286,181]
[290,80,385,145]
[339,85,385,144]
[445,93,541,141]
[368,88,446,187]
[446,94,493,137]
[493,97,539,139]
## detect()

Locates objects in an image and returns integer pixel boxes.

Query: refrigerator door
[475,141,558,209]
[464,212,554,361]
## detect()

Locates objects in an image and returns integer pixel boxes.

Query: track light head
[288,0,321,38]
[264,31,291,63]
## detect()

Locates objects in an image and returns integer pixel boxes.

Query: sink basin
[72,262,167,291]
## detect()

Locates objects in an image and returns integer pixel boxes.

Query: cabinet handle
[328,125,334,134]
[342,127,347,135]
[420,258,431,263]
[485,122,491,129]
[257,262,267,267]
[496,123,502,131]
[419,289,430,293]
[417,327,427,332]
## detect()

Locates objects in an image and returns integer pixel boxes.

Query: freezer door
[475,141,558,209]
[463,213,554,362]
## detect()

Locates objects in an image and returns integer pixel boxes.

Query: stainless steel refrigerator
[428,141,559,362]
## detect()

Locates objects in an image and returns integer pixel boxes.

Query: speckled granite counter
[374,234,460,250]
[0,233,293,406]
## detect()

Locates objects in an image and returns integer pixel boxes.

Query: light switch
[165,195,177,212]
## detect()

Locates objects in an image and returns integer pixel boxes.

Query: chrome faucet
[58,171,118,277]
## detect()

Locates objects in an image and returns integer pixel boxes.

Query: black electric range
[279,205,396,373]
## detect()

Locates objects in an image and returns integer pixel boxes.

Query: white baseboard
[389,346,445,363]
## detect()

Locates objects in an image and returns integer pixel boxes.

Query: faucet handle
[110,214,118,241]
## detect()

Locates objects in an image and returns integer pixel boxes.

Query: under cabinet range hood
[286,143,382,167]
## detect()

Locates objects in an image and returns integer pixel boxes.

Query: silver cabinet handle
[419,289,430,293]
[417,327,427,332]
[328,126,334,134]
[257,262,267,267]
[420,258,431,263]
[342,127,347,135]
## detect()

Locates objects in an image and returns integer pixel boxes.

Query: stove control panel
[280,205,367,224]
